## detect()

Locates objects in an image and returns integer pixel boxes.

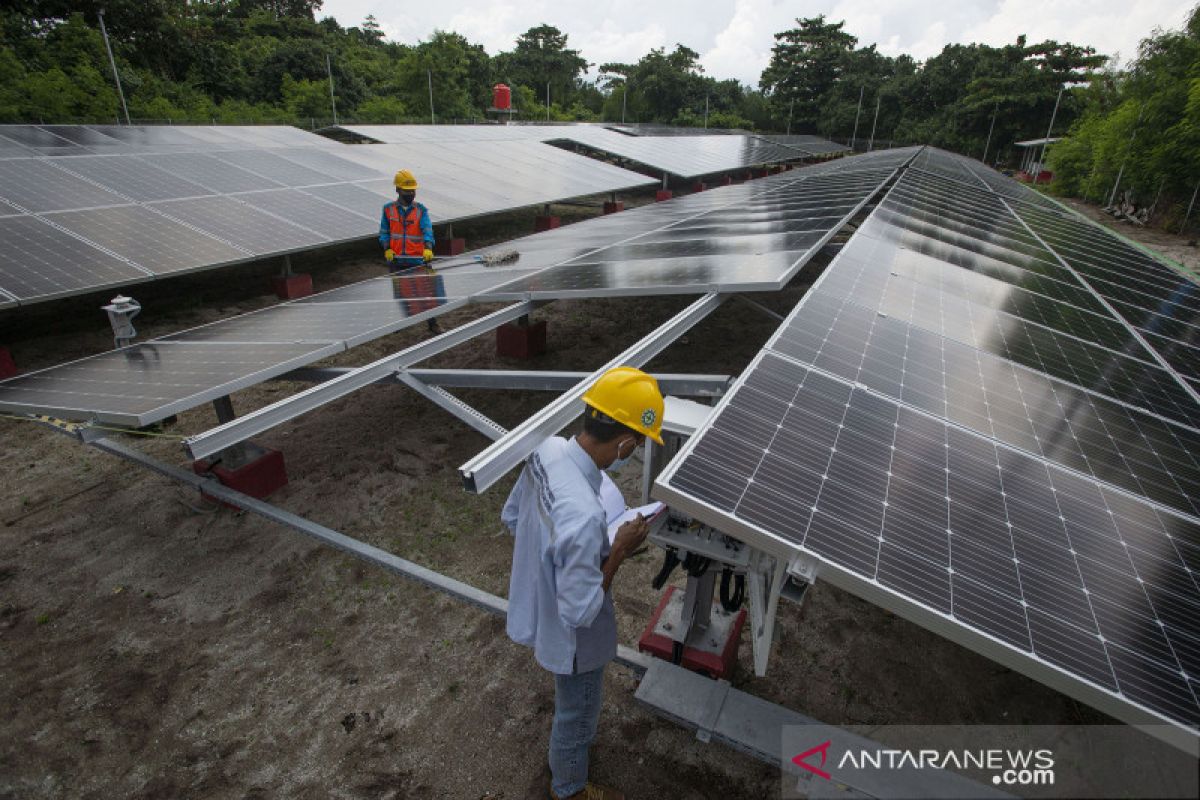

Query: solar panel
[150,195,328,254]
[137,152,284,194]
[235,189,375,241]
[0,341,338,426]
[46,204,248,275]
[54,155,215,202]
[479,165,900,299]
[210,149,343,187]
[0,159,128,212]
[270,148,384,181]
[0,215,150,302]
[296,269,541,304]
[655,146,1200,745]
[0,125,91,155]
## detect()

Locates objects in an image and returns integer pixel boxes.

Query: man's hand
[603,514,649,591]
[422,248,434,263]
[613,514,650,557]
[384,248,395,262]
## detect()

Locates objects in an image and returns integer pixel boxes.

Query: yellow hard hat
[582,366,664,445]
[394,169,419,190]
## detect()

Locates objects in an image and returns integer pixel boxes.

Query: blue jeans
[550,664,606,797]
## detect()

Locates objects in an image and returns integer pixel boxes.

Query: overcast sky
[319,0,1192,86]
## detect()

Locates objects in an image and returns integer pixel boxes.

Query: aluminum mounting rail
[459,292,727,493]
[184,301,533,461]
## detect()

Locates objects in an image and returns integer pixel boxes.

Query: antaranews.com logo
[792,739,1055,788]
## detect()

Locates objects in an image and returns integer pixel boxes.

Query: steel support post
[459,293,727,494]
[185,302,533,460]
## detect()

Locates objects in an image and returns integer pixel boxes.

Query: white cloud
[320,0,1194,82]
[700,0,772,85]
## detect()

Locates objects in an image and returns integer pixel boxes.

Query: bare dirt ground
[1,189,1188,799]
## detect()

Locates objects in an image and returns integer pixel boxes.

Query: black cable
[651,548,680,590]
[719,568,746,612]
[682,552,710,578]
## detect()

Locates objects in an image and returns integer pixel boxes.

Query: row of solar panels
[0,149,909,427]
[327,124,845,177]
[656,147,1200,745]
[0,127,659,307]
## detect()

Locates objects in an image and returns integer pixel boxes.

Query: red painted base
[272,273,313,300]
[0,347,16,379]
[655,190,673,202]
[602,201,624,214]
[193,448,288,507]
[496,320,547,359]
[720,176,734,186]
[691,182,706,193]
[434,237,466,256]
[534,215,561,232]
[637,586,747,680]
[758,168,771,178]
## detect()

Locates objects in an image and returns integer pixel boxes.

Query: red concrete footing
[720,175,734,186]
[193,447,288,508]
[602,201,625,214]
[534,215,561,232]
[638,586,747,680]
[0,347,16,379]
[272,273,313,300]
[655,190,673,202]
[434,237,466,256]
[496,320,547,359]
[691,182,706,193]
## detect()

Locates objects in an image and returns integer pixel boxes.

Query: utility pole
[704,95,709,129]
[621,82,627,124]
[1035,85,1065,178]
[98,9,130,125]
[867,93,881,152]
[981,101,998,165]
[786,97,794,135]
[325,53,338,125]
[850,85,863,150]
[427,69,435,125]
[546,81,551,121]
[1180,179,1200,234]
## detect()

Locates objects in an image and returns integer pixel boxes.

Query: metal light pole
[981,101,998,164]
[546,81,551,121]
[850,85,863,150]
[1035,85,1065,177]
[325,53,338,125]
[867,93,881,152]
[786,97,794,135]
[97,10,130,125]
[427,69,435,124]
[621,81,627,124]
[704,95,709,129]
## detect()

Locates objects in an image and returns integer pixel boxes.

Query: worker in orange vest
[379,169,440,332]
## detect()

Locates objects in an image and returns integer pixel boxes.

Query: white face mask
[606,437,640,473]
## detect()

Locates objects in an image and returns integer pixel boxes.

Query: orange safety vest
[385,202,428,259]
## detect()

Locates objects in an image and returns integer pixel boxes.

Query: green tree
[760,16,856,127]
[494,24,589,107]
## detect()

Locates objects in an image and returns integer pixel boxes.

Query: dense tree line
[1047,6,1200,231]
[5,0,1193,224]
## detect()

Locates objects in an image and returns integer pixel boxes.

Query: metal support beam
[278,367,732,397]
[459,293,727,494]
[733,294,784,322]
[184,302,533,461]
[396,372,507,440]
[91,437,652,673]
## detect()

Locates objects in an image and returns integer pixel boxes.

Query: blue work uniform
[503,436,617,675]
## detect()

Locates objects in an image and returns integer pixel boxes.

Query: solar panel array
[757,134,852,155]
[0,150,907,426]
[0,125,655,306]
[656,147,1200,744]
[329,124,820,178]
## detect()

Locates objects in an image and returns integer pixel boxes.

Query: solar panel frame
[149,195,330,255]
